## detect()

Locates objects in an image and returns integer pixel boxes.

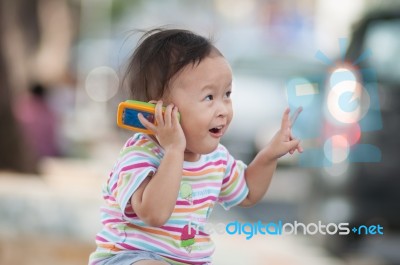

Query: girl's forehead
[173,56,232,86]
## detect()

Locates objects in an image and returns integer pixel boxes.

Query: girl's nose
[217,101,230,117]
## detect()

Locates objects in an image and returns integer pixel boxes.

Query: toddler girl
[89,28,302,265]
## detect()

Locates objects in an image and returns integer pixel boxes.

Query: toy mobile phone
[117,100,180,134]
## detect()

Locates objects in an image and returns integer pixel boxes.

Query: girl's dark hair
[124,28,221,101]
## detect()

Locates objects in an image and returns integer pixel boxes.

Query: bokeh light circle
[85,66,119,102]
[327,68,370,124]
[324,135,350,163]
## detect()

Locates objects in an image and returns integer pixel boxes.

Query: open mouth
[209,125,224,136]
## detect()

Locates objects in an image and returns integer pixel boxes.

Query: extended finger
[138,113,157,133]
[280,108,290,131]
[289,106,303,127]
[172,106,180,126]
[284,128,291,140]
[155,100,164,126]
[164,104,174,126]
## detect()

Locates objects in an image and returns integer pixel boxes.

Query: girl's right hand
[138,100,186,153]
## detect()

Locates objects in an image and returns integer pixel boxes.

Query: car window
[364,19,400,84]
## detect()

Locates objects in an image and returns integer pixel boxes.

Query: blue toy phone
[117,100,180,134]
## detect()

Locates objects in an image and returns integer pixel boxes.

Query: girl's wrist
[164,147,185,159]
[259,146,278,164]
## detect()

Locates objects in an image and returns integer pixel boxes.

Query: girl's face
[165,55,233,161]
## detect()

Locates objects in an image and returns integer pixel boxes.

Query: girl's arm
[239,108,302,207]
[131,149,183,226]
[131,101,186,227]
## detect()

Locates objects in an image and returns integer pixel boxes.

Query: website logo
[286,38,382,167]
[189,220,384,240]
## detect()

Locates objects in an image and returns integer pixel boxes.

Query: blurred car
[222,54,323,165]
[302,10,400,258]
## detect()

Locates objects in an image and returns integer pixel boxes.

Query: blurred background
[1,0,400,264]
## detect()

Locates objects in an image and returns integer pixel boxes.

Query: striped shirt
[89,133,249,265]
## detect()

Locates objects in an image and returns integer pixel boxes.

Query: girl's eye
[225,91,232,98]
[205,95,213,101]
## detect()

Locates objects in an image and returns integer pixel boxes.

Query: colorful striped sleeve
[111,140,161,217]
[218,146,249,210]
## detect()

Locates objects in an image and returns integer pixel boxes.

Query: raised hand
[266,108,303,159]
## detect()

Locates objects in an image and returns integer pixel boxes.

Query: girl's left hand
[265,108,303,159]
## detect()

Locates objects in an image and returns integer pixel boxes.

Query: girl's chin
[185,143,219,158]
